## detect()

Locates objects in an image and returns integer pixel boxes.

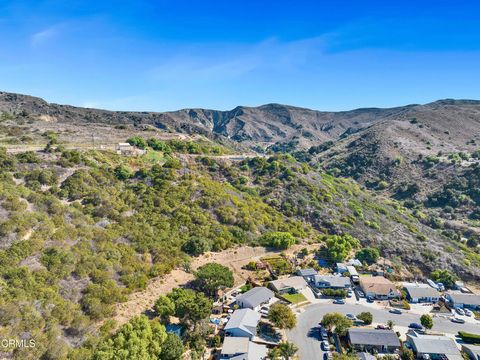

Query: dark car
[409,323,424,330]
[366,296,374,303]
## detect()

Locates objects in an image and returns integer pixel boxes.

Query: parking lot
[286,301,480,360]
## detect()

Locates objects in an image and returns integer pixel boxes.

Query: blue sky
[0,0,479,111]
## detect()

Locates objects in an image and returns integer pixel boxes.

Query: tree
[267,347,281,360]
[401,346,415,360]
[387,320,395,330]
[420,314,433,330]
[126,136,147,149]
[321,312,353,335]
[268,303,297,330]
[160,333,184,360]
[182,236,210,257]
[114,165,133,180]
[261,232,296,250]
[430,269,457,288]
[356,247,380,265]
[167,288,212,325]
[324,234,360,262]
[154,295,175,323]
[277,341,298,360]
[357,312,373,325]
[195,263,234,297]
[93,315,166,360]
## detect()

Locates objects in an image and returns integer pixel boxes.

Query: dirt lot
[112,244,318,328]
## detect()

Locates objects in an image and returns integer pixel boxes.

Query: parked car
[333,299,345,305]
[357,290,365,298]
[347,290,353,298]
[320,327,328,340]
[366,296,374,303]
[345,313,356,320]
[321,340,330,351]
[456,308,465,316]
[409,323,424,330]
[451,317,466,324]
[259,309,269,317]
[324,352,333,360]
[389,308,403,314]
[464,309,473,317]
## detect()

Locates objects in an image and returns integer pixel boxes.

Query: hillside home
[295,268,317,282]
[348,328,400,353]
[359,276,399,300]
[236,287,274,311]
[224,309,261,339]
[268,276,307,294]
[313,275,351,289]
[406,331,462,360]
[404,283,440,303]
[220,337,268,360]
[446,292,480,310]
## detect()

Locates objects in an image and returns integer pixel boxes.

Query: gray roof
[404,284,440,299]
[221,337,268,360]
[314,275,351,288]
[236,287,274,309]
[447,292,480,306]
[407,333,461,356]
[269,276,307,292]
[461,344,480,360]
[224,309,261,336]
[349,329,400,347]
[296,268,317,277]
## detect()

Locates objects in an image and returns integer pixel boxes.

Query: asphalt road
[287,302,480,360]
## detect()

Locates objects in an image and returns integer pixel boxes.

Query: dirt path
[111,244,315,328]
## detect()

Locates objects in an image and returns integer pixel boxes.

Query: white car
[321,341,330,351]
[464,309,473,317]
[455,308,465,316]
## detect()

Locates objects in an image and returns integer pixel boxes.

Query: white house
[224,309,261,339]
[236,287,274,311]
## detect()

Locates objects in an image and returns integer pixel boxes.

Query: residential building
[404,283,441,303]
[406,331,462,360]
[220,337,268,360]
[347,258,363,267]
[236,287,274,311]
[446,292,480,310]
[268,276,307,294]
[359,276,399,300]
[357,353,376,360]
[462,344,480,360]
[296,268,317,282]
[224,309,261,339]
[313,275,351,289]
[348,328,400,353]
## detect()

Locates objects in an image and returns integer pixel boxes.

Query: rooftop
[224,309,261,336]
[221,337,268,360]
[359,276,398,296]
[236,287,274,309]
[269,276,307,291]
[349,328,400,347]
[404,283,440,299]
[314,275,351,287]
[447,292,480,306]
[296,268,317,277]
[407,332,461,357]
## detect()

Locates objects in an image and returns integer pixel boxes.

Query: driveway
[287,302,480,360]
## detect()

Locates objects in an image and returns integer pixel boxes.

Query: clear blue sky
[0,0,479,111]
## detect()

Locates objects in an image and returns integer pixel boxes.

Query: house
[462,344,480,360]
[347,258,363,267]
[348,328,400,353]
[337,263,348,274]
[296,268,317,282]
[406,331,462,360]
[446,292,480,310]
[224,309,261,339]
[313,275,351,289]
[220,337,268,360]
[236,287,274,311]
[165,324,183,338]
[268,276,307,294]
[359,276,399,300]
[404,283,441,303]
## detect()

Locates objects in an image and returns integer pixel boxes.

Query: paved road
[287,302,480,360]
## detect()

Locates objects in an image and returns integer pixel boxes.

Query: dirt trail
[111,244,314,328]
